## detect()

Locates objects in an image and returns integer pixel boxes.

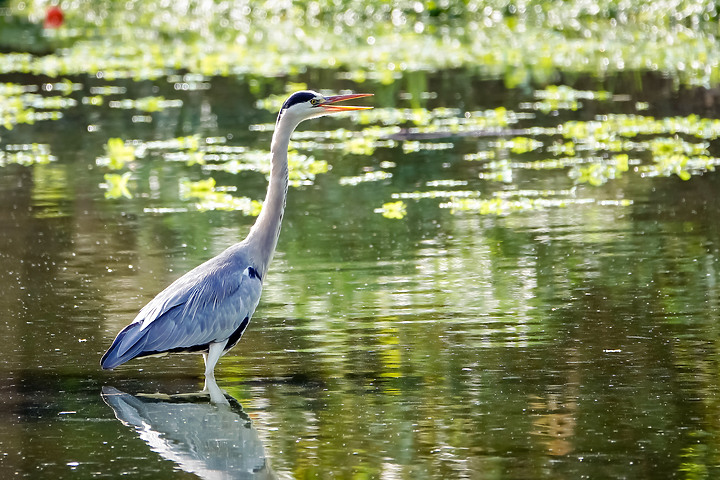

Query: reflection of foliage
[227,183,720,477]
[679,442,709,480]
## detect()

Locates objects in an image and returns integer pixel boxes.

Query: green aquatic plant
[461,113,720,189]
[648,137,710,157]
[354,107,456,127]
[342,135,383,156]
[195,195,262,213]
[555,114,720,181]
[535,85,611,102]
[439,192,631,216]
[479,159,514,183]
[464,151,496,162]
[179,177,216,198]
[512,156,588,171]
[0,142,56,166]
[392,190,479,200]
[402,141,454,154]
[521,85,615,113]
[0,82,71,129]
[101,138,136,170]
[546,141,576,156]
[179,176,262,213]
[108,96,183,112]
[352,103,720,217]
[376,106,720,215]
[569,154,630,186]
[92,130,335,212]
[339,170,392,186]
[642,154,720,180]
[340,125,398,156]
[4,0,720,91]
[102,172,133,199]
[375,200,407,219]
[492,137,544,154]
[287,153,329,186]
[98,130,333,186]
[562,114,720,143]
[143,135,205,155]
[205,149,329,186]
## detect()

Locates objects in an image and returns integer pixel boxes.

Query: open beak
[319,93,373,112]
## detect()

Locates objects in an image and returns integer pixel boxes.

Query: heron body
[101,91,372,393]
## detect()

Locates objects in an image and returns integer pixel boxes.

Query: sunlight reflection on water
[1,68,720,478]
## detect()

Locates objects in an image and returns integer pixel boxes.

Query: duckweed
[2,2,718,227]
[90,131,335,212]
[441,195,604,216]
[5,0,720,90]
[179,177,262,213]
[108,96,183,112]
[102,172,132,199]
[492,137,544,154]
[62,91,720,220]
[0,143,56,166]
[0,82,69,129]
[402,141,454,153]
[373,103,720,218]
[99,138,136,170]
[569,155,630,186]
[374,200,407,219]
[339,170,392,186]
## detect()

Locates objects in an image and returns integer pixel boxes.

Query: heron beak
[319,93,373,112]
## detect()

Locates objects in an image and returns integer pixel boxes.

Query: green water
[3,1,720,477]
[1,70,719,479]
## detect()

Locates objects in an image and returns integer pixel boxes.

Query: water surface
[1,69,720,479]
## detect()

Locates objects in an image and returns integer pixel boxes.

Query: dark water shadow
[101,382,276,480]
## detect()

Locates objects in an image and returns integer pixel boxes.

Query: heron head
[277,90,373,125]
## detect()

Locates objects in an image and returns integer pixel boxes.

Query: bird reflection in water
[101,379,276,480]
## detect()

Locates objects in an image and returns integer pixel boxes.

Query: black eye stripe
[281,91,317,110]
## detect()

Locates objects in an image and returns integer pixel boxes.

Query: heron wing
[101,252,263,369]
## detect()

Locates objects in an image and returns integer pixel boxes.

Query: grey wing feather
[142,264,262,351]
[115,250,263,358]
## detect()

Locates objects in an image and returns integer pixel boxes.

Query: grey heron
[101,91,372,396]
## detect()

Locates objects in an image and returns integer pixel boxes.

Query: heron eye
[310,98,320,106]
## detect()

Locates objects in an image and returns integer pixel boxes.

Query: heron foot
[203,375,230,405]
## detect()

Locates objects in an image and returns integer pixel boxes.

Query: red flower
[44,6,64,29]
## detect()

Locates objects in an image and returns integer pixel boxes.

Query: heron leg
[202,341,228,404]
[204,375,229,405]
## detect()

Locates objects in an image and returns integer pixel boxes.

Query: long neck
[244,119,293,278]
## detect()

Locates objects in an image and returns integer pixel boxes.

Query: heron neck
[245,122,292,278]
